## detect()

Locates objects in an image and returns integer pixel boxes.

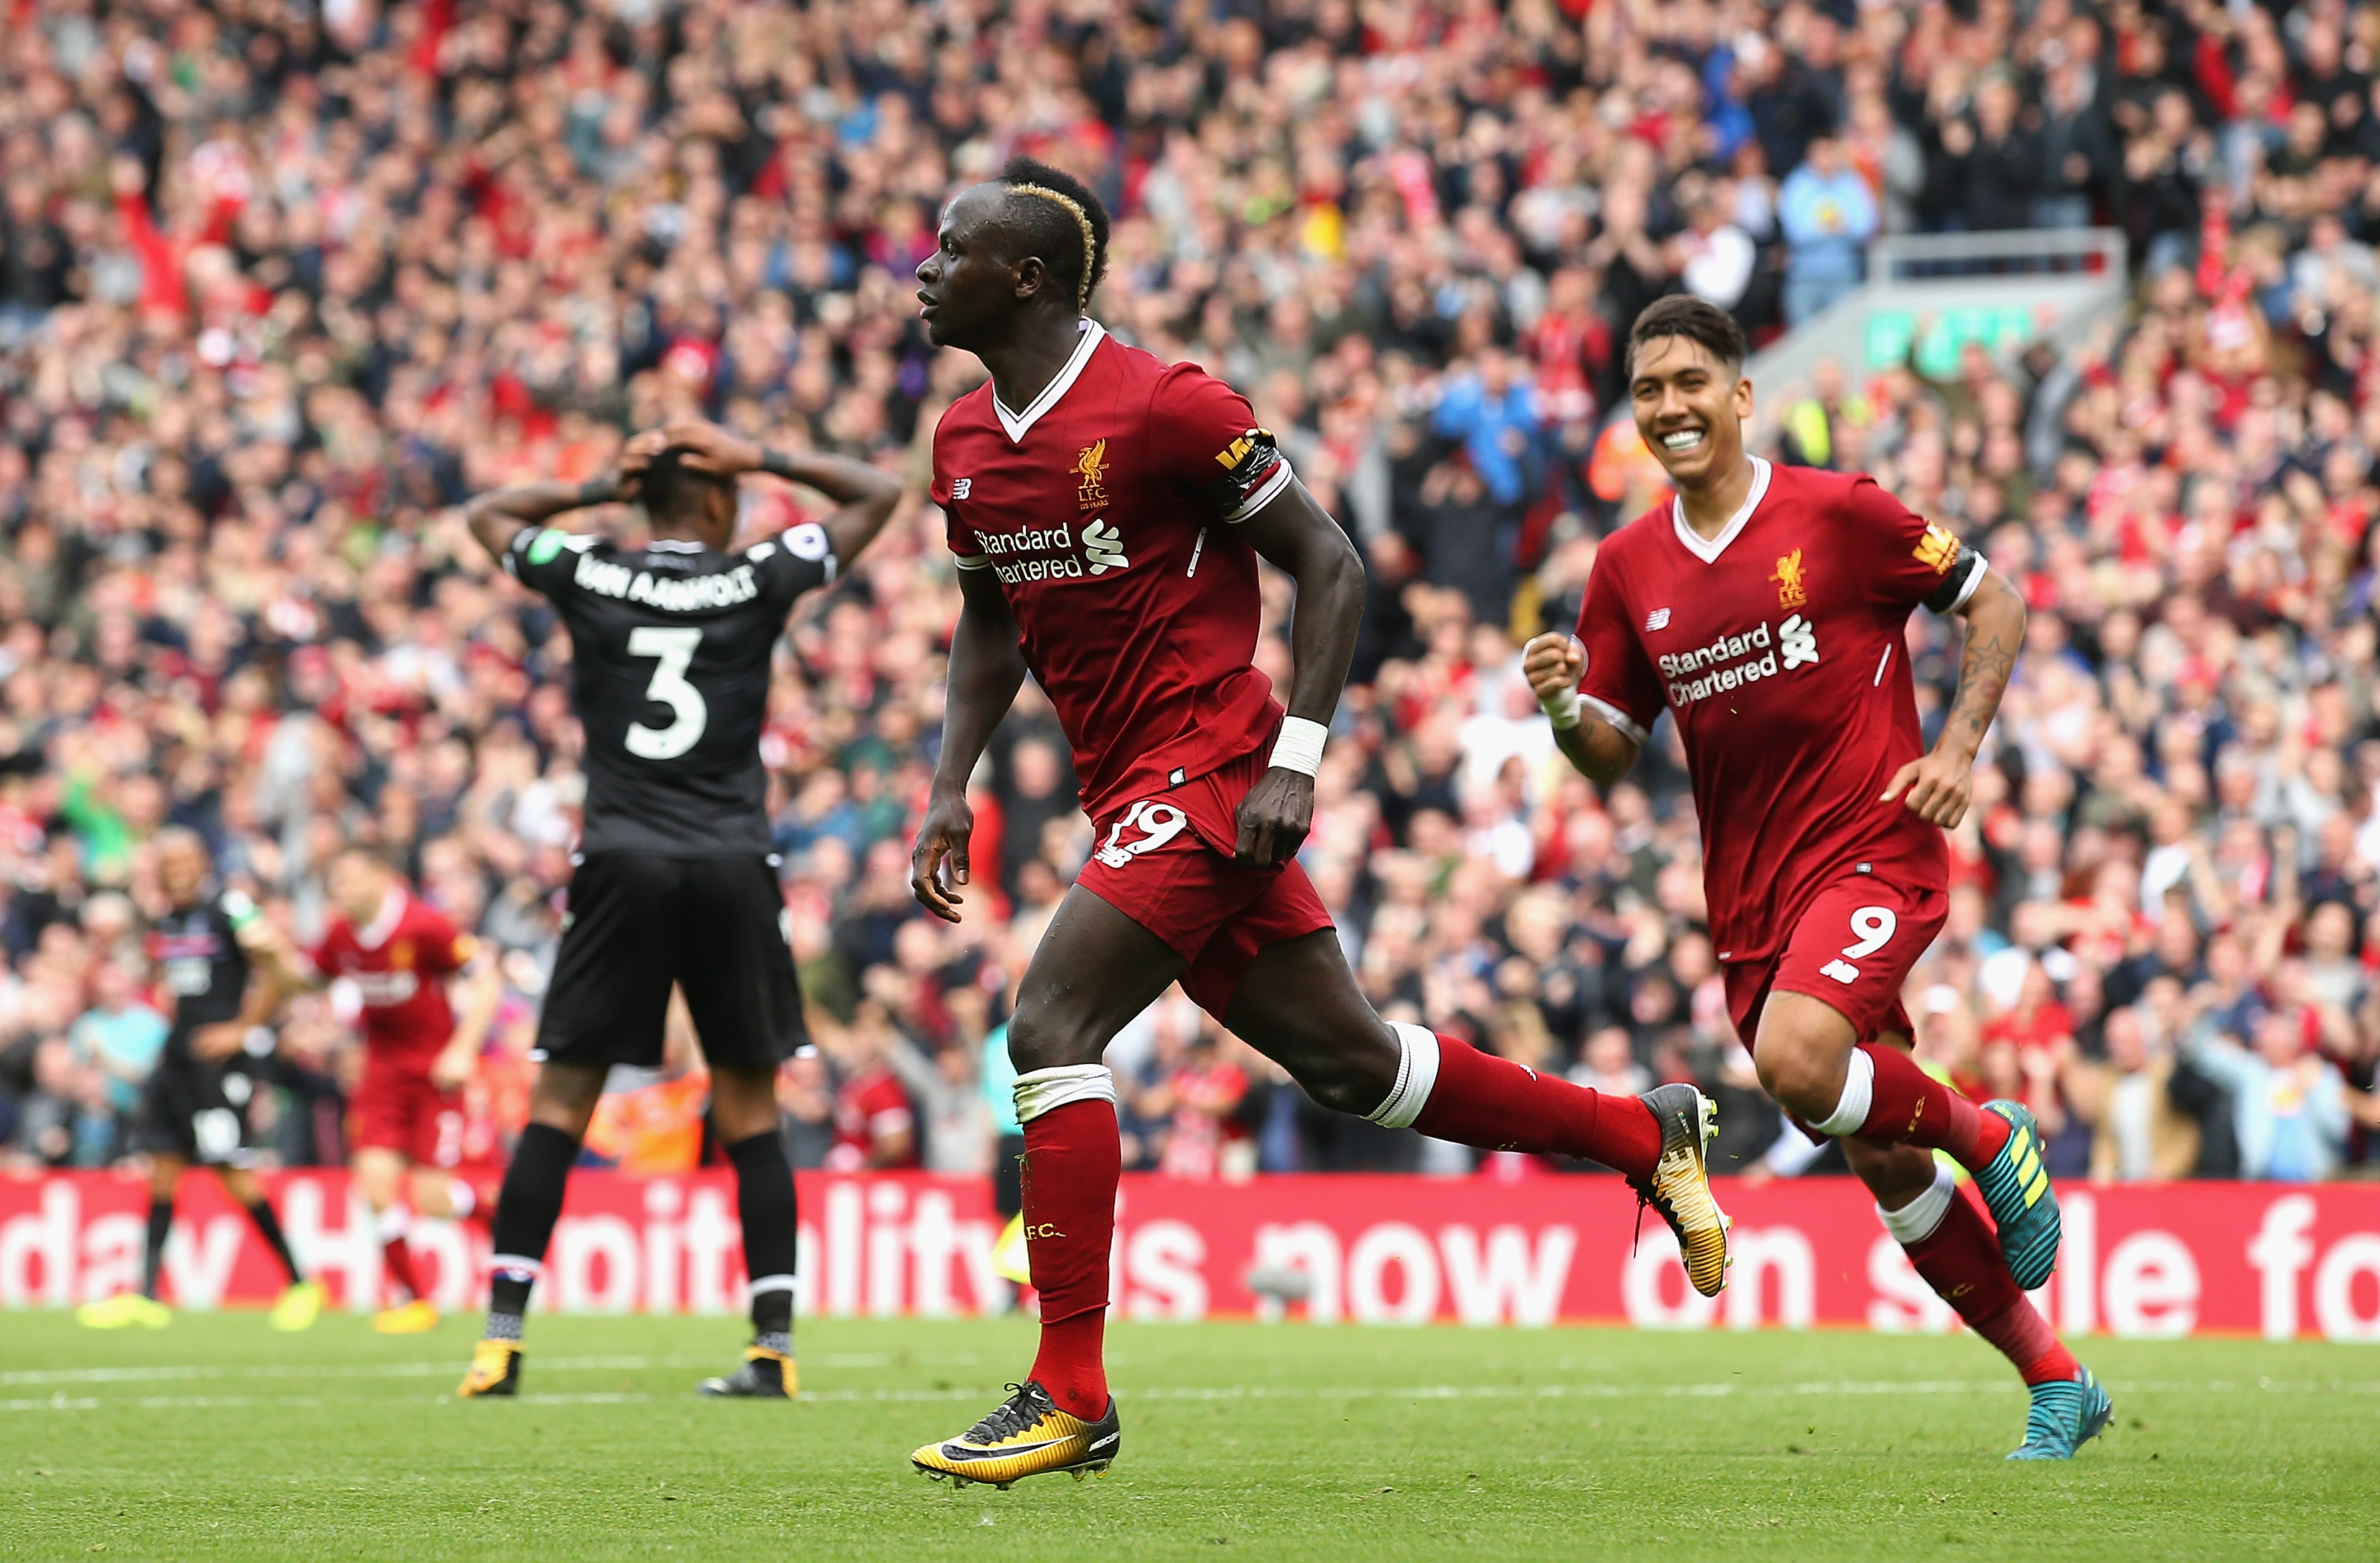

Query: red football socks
[1412,1035,1662,1181]
[1905,1189,2077,1386]
[381,1232,423,1305]
[1854,1043,2011,1169]
[1019,1099,1121,1420]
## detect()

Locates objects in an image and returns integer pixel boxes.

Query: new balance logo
[1645,608,1671,632]
[951,478,971,500]
[1082,518,1128,574]
[1780,613,1819,669]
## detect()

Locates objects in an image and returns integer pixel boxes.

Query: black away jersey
[149,892,258,1061]
[505,523,837,856]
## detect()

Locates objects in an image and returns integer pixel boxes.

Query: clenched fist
[1520,632,1586,708]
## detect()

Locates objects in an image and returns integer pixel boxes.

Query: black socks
[142,1198,173,1299]
[726,1131,799,1353]
[241,1195,303,1284]
[483,1121,581,1339]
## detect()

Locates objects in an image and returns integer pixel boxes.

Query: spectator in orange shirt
[581,1002,708,1177]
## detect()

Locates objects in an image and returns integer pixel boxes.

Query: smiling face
[1629,333,1752,491]
[914,184,1037,351]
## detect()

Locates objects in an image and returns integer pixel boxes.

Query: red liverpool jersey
[1574,459,1988,964]
[310,891,475,1071]
[930,322,1296,817]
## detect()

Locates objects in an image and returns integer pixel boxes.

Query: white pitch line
[0,1351,976,1387]
[6,1377,2376,1415]
[0,1354,710,1387]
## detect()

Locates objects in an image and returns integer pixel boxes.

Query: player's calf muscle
[1228,1006,1396,1114]
[1222,961,1399,1114]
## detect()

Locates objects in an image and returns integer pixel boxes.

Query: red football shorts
[1723,873,1948,1047]
[1073,748,1335,1017]
[350,1054,469,1169]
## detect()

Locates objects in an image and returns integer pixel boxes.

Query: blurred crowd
[2,0,2379,1189]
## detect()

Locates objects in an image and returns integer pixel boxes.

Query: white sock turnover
[1366,1023,1440,1129]
[1012,1063,1117,1124]
[1812,1046,1875,1138]
[1875,1162,1956,1245]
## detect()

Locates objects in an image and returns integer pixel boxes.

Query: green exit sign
[1867,307,2042,376]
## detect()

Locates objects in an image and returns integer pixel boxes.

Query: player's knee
[709,1068,779,1143]
[528,1063,606,1136]
[1753,1036,1838,1122]
[1004,1007,1104,1075]
[1285,1037,1396,1117]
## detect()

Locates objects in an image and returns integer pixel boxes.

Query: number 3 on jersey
[626,626,706,759]
[1819,906,1897,984]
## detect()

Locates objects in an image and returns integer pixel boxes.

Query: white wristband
[1541,689,1582,730]
[1267,716,1328,776]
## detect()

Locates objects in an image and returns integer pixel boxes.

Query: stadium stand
[0,0,2376,1189]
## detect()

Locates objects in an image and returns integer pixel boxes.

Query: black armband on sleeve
[1923,545,1988,614]
[758,448,798,481]
[575,477,619,508]
[1206,427,1294,522]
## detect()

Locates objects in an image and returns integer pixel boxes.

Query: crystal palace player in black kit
[455,422,900,1400]
[78,830,326,1332]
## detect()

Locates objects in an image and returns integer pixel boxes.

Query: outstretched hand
[911,790,976,923]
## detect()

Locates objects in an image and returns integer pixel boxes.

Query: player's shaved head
[641,447,738,525]
[990,156,1110,310]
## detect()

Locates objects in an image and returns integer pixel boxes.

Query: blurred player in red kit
[1524,295,2106,1460]
[901,158,1731,1489]
[278,845,500,1333]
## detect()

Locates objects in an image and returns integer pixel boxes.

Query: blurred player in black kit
[78,830,325,1332]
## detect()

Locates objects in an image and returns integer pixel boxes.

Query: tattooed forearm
[1552,713,1639,787]
[1941,571,2025,756]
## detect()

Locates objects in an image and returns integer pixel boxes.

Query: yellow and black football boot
[698,1345,796,1399]
[911,1381,1120,1490]
[1630,1082,1731,1298]
[457,1339,523,1398]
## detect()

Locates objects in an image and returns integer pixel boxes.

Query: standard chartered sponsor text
[1660,621,1789,706]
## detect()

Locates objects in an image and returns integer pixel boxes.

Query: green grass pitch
[4,1313,2376,1562]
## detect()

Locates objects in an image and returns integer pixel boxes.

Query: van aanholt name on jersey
[573,552,762,612]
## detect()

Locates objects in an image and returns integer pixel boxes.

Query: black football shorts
[133,1055,269,1167]
[534,852,807,1073]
